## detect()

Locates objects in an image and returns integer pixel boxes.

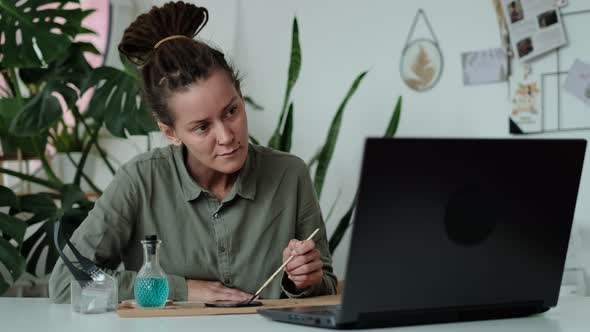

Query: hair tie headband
[154,35,192,49]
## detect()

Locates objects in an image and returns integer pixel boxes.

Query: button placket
[213,209,230,286]
[213,203,223,221]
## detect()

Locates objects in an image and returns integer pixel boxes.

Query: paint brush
[245,228,320,304]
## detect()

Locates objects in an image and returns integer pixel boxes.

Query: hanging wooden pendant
[400,9,444,92]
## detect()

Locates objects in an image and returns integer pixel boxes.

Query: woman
[49,1,337,303]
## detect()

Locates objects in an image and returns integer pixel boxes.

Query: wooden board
[116,294,341,318]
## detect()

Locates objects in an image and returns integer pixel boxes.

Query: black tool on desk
[204,300,262,308]
[53,218,100,284]
[258,138,586,329]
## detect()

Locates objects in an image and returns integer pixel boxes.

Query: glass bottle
[134,235,169,308]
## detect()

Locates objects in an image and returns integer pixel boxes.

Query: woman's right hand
[186,279,253,302]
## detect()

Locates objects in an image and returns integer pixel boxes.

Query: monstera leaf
[81,54,157,137]
[10,42,98,136]
[17,185,92,278]
[0,186,26,295]
[0,181,92,294]
[0,98,37,156]
[0,0,93,69]
[20,202,89,281]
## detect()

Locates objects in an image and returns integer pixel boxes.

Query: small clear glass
[134,235,169,308]
[70,270,118,314]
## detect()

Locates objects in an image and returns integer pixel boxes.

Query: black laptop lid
[340,138,586,323]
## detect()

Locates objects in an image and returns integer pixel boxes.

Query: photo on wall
[564,59,590,108]
[516,37,534,58]
[508,0,524,23]
[500,0,567,62]
[538,10,558,28]
[462,47,508,85]
[509,59,542,134]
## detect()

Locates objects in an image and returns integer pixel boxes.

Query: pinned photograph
[462,48,508,86]
[564,59,590,108]
[508,0,524,23]
[517,38,534,57]
[501,0,567,61]
[538,10,558,29]
[512,82,539,116]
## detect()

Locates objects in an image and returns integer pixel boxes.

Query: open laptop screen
[340,138,586,322]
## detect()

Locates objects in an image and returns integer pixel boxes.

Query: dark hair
[118,1,241,126]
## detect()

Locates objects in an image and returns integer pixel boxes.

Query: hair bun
[118,1,209,66]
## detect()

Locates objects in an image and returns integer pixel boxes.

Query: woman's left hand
[282,239,324,289]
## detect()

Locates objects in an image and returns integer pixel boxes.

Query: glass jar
[134,235,169,308]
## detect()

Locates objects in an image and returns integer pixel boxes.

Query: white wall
[230,0,590,280]
[106,0,590,287]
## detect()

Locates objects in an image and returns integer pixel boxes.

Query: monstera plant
[262,17,403,253]
[0,0,156,294]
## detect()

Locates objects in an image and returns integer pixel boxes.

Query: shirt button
[219,246,226,253]
[213,213,219,219]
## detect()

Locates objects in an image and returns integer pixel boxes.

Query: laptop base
[259,301,548,329]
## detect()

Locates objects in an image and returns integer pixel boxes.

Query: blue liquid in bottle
[134,278,169,307]
[134,235,169,308]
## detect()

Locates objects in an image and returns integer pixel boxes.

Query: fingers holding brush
[287,269,323,288]
[250,228,321,297]
[282,239,324,289]
[282,239,315,261]
[285,248,321,273]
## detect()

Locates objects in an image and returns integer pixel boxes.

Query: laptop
[258,138,586,329]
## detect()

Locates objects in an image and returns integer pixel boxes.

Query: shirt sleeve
[280,158,338,298]
[48,167,188,303]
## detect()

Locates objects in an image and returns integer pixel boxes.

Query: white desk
[2,296,590,332]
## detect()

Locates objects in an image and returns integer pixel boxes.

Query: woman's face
[161,70,249,175]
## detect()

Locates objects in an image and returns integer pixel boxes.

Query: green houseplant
[0,0,156,294]
[0,5,402,295]
[259,17,402,253]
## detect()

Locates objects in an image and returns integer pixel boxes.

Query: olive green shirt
[49,144,337,303]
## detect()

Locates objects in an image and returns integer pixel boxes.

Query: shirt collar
[172,144,257,202]
[173,144,203,201]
